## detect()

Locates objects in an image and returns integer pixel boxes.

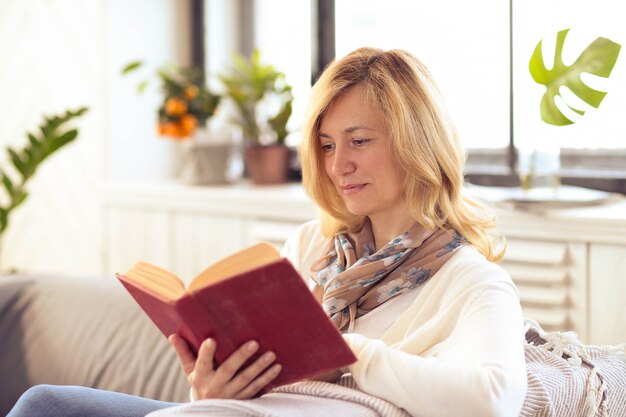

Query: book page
[189,242,281,291]
[124,261,187,300]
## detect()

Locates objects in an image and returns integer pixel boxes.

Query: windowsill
[466,171,626,194]
[465,148,626,194]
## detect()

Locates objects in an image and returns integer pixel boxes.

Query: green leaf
[24,146,34,162]
[529,29,622,126]
[28,133,39,148]
[70,107,89,117]
[121,60,143,75]
[269,97,293,144]
[0,209,6,235]
[11,190,28,209]
[7,148,27,177]
[219,49,293,143]
[39,122,51,138]
[0,170,14,196]
[0,107,87,247]
[137,79,150,94]
[46,130,78,157]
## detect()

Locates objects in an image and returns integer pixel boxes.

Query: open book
[116,242,356,392]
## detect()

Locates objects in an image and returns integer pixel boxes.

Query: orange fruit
[165,97,188,116]
[179,114,198,136]
[158,121,184,138]
[184,85,199,100]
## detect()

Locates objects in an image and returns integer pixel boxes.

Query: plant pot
[180,141,235,185]
[244,144,290,185]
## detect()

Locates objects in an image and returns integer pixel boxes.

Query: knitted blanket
[148,375,409,417]
[521,318,626,417]
[148,320,626,417]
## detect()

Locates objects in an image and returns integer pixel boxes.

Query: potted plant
[219,49,293,184]
[122,62,238,184]
[122,61,221,139]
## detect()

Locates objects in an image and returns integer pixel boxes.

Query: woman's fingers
[168,334,197,376]
[234,363,283,399]
[194,338,217,377]
[214,340,281,397]
[230,350,278,390]
[213,340,260,383]
[170,336,281,400]
[187,338,220,399]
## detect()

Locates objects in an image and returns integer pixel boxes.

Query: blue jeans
[7,385,180,417]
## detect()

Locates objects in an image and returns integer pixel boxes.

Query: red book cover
[116,256,356,391]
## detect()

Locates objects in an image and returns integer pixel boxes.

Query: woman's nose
[330,147,356,176]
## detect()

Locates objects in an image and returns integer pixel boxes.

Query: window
[254,0,311,142]
[335,0,510,151]
[198,0,626,192]
[514,0,626,151]
[512,0,626,190]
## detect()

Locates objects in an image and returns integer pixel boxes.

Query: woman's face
[319,85,406,220]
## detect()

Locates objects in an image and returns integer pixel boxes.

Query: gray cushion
[0,275,189,415]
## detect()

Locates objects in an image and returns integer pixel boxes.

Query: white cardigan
[281,220,528,417]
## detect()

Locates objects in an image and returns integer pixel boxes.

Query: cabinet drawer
[501,238,587,337]
[247,219,303,250]
[504,239,567,265]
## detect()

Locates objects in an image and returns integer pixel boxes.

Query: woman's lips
[340,184,367,195]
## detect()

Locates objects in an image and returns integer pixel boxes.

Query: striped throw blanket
[148,375,409,417]
[521,318,626,417]
[149,319,626,417]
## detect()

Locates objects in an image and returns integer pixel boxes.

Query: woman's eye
[352,138,370,146]
[321,143,334,152]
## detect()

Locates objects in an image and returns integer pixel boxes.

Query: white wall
[107,0,192,182]
[0,0,191,276]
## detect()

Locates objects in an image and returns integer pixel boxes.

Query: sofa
[0,274,190,416]
[3,274,626,417]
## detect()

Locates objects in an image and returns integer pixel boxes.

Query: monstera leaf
[529,29,621,126]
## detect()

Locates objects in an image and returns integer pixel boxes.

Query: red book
[116,242,356,393]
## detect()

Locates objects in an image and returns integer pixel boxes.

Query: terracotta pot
[244,144,290,185]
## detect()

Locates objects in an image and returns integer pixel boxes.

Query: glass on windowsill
[517,143,561,192]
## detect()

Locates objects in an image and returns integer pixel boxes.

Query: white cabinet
[104,181,626,344]
[104,181,317,281]
[589,244,626,345]
[500,238,587,337]
[492,199,626,344]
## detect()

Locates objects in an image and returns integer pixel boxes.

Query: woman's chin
[343,204,371,217]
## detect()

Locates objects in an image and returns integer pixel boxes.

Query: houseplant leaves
[122,61,221,140]
[219,49,293,144]
[0,107,88,237]
[529,28,621,126]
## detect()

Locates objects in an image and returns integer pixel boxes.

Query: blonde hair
[300,47,504,262]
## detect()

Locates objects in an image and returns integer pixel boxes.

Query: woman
[8,47,527,417]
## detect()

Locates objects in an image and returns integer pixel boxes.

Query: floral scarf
[310,219,467,332]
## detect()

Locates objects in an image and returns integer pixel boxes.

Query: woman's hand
[169,334,282,400]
